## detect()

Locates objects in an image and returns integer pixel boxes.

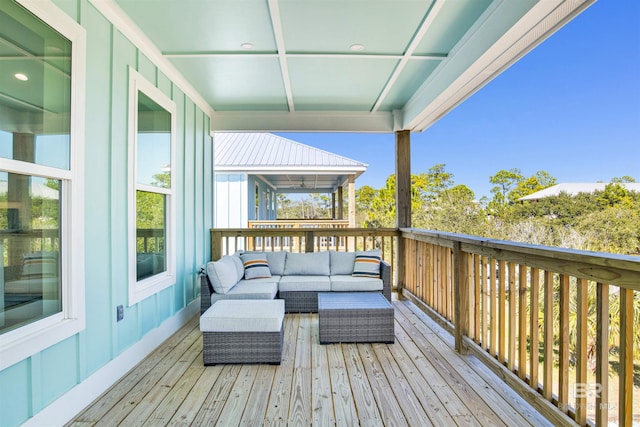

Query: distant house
[214,133,367,228]
[519,182,640,201]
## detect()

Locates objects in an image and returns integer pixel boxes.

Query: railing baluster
[595,282,609,426]
[575,278,588,425]
[529,268,540,391]
[508,262,516,371]
[474,254,481,343]
[543,271,554,401]
[619,287,633,427]
[498,260,506,361]
[558,274,570,412]
[518,264,527,381]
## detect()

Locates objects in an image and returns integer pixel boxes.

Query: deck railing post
[453,241,468,354]
[211,230,223,261]
[305,231,315,253]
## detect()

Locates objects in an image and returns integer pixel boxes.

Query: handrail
[400,228,639,426]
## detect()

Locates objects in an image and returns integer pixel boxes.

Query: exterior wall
[0,1,212,426]
[214,173,248,228]
[248,175,277,221]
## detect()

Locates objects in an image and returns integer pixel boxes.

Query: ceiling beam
[371,0,447,113]
[268,0,295,112]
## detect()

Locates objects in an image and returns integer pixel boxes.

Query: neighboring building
[519,183,640,201]
[214,133,367,228]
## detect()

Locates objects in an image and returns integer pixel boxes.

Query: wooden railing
[248,219,350,229]
[401,228,639,427]
[210,227,399,287]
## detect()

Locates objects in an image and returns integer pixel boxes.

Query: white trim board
[22,299,200,427]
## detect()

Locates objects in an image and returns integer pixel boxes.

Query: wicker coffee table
[318,292,394,344]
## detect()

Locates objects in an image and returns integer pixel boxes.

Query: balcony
[69,227,638,426]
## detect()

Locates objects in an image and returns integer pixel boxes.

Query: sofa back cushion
[266,251,287,275]
[284,251,330,275]
[240,252,272,279]
[329,251,356,275]
[352,250,382,278]
[206,256,240,294]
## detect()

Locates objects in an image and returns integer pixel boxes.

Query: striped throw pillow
[352,250,381,278]
[240,252,272,280]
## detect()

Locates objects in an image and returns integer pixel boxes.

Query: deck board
[68,299,550,426]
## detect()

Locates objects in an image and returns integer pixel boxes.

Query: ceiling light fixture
[240,42,255,50]
[14,73,28,81]
[350,43,365,51]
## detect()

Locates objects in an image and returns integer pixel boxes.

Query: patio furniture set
[199,250,394,365]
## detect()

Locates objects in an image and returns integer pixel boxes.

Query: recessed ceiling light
[14,73,28,81]
[350,43,365,51]
[240,42,255,50]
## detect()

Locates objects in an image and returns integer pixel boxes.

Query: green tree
[487,168,523,216]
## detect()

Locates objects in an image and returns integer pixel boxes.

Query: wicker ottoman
[200,299,285,365]
[318,292,394,344]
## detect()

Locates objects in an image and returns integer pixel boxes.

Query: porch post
[348,175,356,228]
[337,186,344,220]
[395,130,411,297]
[331,192,336,219]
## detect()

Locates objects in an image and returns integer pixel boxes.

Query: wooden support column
[337,186,344,220]
[331,192,336,219]
[395,130,411,297]
[348,176,356,228]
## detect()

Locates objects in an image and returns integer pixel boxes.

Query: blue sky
[277,0,640,199]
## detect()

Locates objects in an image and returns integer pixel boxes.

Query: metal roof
[94,0,594,132]
[214,133,367,193]
[520,183,640,201]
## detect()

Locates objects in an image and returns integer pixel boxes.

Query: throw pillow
[240,252,272,279]
[352,250,382,278]
[206,256,239,294]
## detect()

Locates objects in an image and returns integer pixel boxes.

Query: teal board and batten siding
[0,2,212,426]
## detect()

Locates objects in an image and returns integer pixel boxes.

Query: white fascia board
[404,0,595,132]
[89,0,215,123]
[213,110,394,133]
[216,166,367,174]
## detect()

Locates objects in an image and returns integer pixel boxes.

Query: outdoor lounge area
[2,1,637,427]
[67,298,553,426]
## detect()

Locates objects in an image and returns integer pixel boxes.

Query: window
[128,69,176,305]
[0,0,85,370]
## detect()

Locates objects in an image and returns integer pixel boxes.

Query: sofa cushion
[200,300,285,333]
[240,252,272,280]
[330,251,356,275]
[230,252,245,279]
[352,250,382,278]
[284,251,330,276]
[278,275,331,292]
[330,275,383,292]
[206,256,240,294]
[266,251,287,275]
[210,278,279,304]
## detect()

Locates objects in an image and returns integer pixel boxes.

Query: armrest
[201,274,212,314]
[380,260,392,302]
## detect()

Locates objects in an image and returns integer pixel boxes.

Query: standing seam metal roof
[214,133,367,169]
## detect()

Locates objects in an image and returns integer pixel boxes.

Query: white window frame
[127,68,177,305]
[0,0,86,371]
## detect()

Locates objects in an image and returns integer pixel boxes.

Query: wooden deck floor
[67,300,552,426]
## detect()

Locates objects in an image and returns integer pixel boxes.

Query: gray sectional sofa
[200,250,391,314]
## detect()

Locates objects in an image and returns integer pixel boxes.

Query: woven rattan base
[318,292,394,344]
[203,326,283,365]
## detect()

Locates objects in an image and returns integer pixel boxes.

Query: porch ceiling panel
[106,0,594,132]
